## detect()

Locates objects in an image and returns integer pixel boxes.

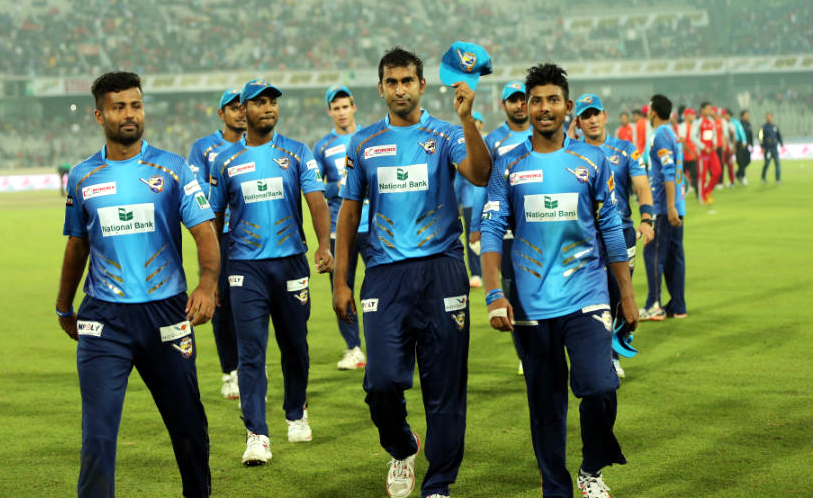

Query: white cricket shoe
[638,303,665,321]
[387,432,420,498]
[578,470,611,497]
[426,495,449,498]
[287,409,312,442]
[469,275,482,288]
[337,346,367,370]
[242,431,271,466]
[613,359,625,379]
[221,370,239,399]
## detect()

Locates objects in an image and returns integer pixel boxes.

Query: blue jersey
[470,123,533,232]
[648,125,679,215]
[480,136,627,320]
[674,137,687,217]
[596,135,647,229]
[63,140,214,303]
[313,127,370,234]
[188,130,230,196]
[340,110,467,268]
[209,133,325,261]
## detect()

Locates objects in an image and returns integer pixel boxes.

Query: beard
[508,114,529,126]
[226,123,247,135]
[247,114,275,135]
[105,121,143,146]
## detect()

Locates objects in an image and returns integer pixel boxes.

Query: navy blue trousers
[513,309,625,498]
[229,255,310,435]
[361,255,469,498]
[212,233,238,373]
[761,146,781,181]
[76,293,210,498]
[644,216,686,313]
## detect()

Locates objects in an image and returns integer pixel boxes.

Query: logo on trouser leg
[293,288,309,304]
[172,336,194,358]
[452,311,466,330]
[591,310,613,332]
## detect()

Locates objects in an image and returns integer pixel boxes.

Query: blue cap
[439,41,493,91]
[574,93,604,117]
[325,85,353,104]
[501,80,526,101]
[611,314,638,358]
[472,111,484,123]
[219,88,241,108]
[240,78,283,104]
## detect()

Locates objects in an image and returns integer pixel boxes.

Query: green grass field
[0,161,811,497]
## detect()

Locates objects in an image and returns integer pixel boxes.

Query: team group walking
[55,42,719,497]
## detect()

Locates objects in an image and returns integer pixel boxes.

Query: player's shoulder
[485,122,509,142]
[349,119,387,153]
[419,113,461,141]
[212,140,246,167]
[191,131,220,149]
[143,143,191,175]
[313,130,336,152]
[68,149,105,181]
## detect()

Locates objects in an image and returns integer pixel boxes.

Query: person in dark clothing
[759,112,783,184]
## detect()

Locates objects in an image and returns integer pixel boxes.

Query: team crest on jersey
[139,175,164,193]
[457,49,476,72]
[452,311,466,330]
[273,156,290,169]
[609,155,620,165]
[293,289,309,305]
[172,336,194,358]
[566,166,590,183]
[418,138,436,154]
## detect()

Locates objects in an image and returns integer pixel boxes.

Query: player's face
[620,113,629,126]
[328,97,356,129]
[219,101,247,133]
[685,113,695,124]
[577,108,606,141]
[245,94,278,134]
[503,94,528,125]
[701,105,711,118]
[378,64,425,119]
[742,111,750,122]
[766,113,773,124]
[95,87,144,146]
[527,84,571,138]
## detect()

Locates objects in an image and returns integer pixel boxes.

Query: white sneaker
[242,431,271,466]
[221,370,239,399]
[387,432,420,498]
[613,359,625,379]
[578,470,611,497]
[638,303,665,321]
[469,275,482,288]
[337,346,367,370]
[287,409,312,442]
[426,495,449,498]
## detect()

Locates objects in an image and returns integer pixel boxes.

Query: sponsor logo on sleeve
[139,175,164,193]
[364,144,397,159]
[82,181,117,200]
[377,164,429,193]
[361,298,378,313]
[345,156,354,170]
[325,144,346,157]
[184,179,201,196]
[208,152,218,163]
[286,277,309,292]
[457,137,466,144]
[658,148,674,165]
[334,157,346,176]
[509,170,544,186]
[524,193,579,222]
[194,192,210,209]
[497,143,520,156]
[228,275,244,286]
[444,295,468,312]
[483,200,500,212]
[188,163,200,175]
[228,162,256,177]
[306,159,318,170]
[76,320,103,337]
[241,177,284,203]
[66,196,73,206]
[160,320,192,342]
[97,203,156,236]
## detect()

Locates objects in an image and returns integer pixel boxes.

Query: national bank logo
[98,203,156,236]
[377,164,429,194]
[524,193,578,222]
[241,177,284,203]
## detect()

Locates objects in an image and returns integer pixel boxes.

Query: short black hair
[650,94,672,120]
[740,109,749,118]
[620,111,629,118]
[525,63,569,101]
[378,47,423,82]
[700,101,711,110]
[91,71,142,110]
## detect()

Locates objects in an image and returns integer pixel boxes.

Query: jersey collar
[241,131,277,148]
[385,109,429,129]
[102,140,148,164]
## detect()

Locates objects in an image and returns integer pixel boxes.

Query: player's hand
[619,294,638,333]
[214,286,221,308]
[58,313,78,341]
[487,297,514,332]
[314,246,334,274]
[186,285,216,325]
[333,282,356,324]
[668,207,682,227]
[637,221,654,246]
[452,82,475,121]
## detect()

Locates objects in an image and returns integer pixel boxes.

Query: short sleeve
[208,156,227,213]
[479,157,511,254]
[178,159,215,228]
[298,145,325,195]
[62,170,87,237]
[340,137,365,201]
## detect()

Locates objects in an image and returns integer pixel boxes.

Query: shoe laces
[388,456,413,479]
[580,474,611,495]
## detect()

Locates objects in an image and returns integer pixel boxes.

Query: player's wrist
[485,288,505,305]
[55,305,74,318]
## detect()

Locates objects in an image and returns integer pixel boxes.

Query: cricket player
[208,78,333,466]
[573,92,654,376]
[187,88,246,399]
[333,46,491,498]
[313,84,370,370]
[480,63,636,498]
[56,71,218,497]
[692,102,722,204]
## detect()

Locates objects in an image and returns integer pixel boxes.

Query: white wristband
[488,308,508,320]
